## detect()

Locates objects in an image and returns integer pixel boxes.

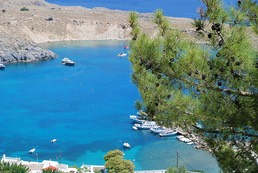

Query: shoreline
[0,0,257,64]
[0,0,195,64]
[0,0,195,44]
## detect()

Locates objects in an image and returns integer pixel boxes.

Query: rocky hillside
[0,0,256,64]
[0,0,194,43]
[0,37,55,63]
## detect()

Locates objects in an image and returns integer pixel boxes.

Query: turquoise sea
[0,40,220,172]
[1,0,234,172]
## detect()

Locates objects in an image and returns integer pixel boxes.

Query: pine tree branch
[194,125,258,138]
[176,75,258,98]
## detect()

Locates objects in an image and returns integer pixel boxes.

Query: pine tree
[128,0,258,172]
[104,150,134,173]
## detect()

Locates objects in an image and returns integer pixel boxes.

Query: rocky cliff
[0,37,55,64]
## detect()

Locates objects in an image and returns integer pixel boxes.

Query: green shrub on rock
[20,7,29,11]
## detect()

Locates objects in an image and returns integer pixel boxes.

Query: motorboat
[187,142,194,145]
[178,137,192,143]
[159,129,178,137]
[133,121,159,130]
[0,63,6,70]
[62,58,75,66]
[132,126,138,130]
[117,53,127,57]
[150,126,167,134]
[29,148,36,154]
[123,142,130,148]
[129,115,145,124]
[176,135,185,140]
[51,139,57,143]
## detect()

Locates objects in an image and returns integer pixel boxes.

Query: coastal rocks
[32,1,46,6]
[1,0,46,7]
[0,37,55,64]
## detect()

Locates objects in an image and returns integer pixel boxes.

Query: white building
[80,164,105,173]
[1,154,77,173]
[1,154,21,164]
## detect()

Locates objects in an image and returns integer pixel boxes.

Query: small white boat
[123,142,130,148]
[129,115,145,124]
[150,127,167,134]
[29,148,36,154]
[117,53,127,57]
[62,58,75,66]
[134,121,159,130]
[132,126,138,130]
[51,139,57,143]
[187,142,194,145]
[0,63,6,70]
[159,129,178,137]
[179,137,192,143]
[176,135,185,140]
[184,138,192,143]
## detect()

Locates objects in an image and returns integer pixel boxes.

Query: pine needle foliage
[0,162,29,173]
[128,0,258,172]
[129,12,141,40]
[240,0,258,34]
[193,19,206,31]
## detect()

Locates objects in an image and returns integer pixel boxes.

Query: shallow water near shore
[0,40,220,172]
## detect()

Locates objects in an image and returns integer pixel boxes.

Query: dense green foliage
[165,166,204,173]
[129,0,258,172]
[165,166,187,173]
[0,162,29,173]
[20,7,29,11]
[104,149,134,173]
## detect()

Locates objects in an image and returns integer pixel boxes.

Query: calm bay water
[0,40,220,172]
[46,0,235,18]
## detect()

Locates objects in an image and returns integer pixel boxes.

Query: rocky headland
[0,37,54,63]
[0,0,257,64]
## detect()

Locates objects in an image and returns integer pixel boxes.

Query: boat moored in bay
[133,121,159,130]
[132,126,138,130]
[51,139,57,143]
[0,64,6,70]
[123,142,131,148]
[117,53,127,57]
[150,126,167,134]
[159,129,178,137]
[62,58,75,66]
[129,115,145,124]
[178,137,192,143]
[29,148,36,154]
